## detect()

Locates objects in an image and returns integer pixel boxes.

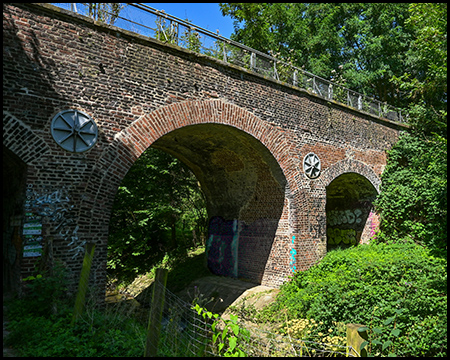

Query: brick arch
[3,111,50,164]
[101,99,300,211]
[320,158,381,194]
[82,99,299,216]
[78,99,298,287]
[320,159,382,251]
[116,99,296,176]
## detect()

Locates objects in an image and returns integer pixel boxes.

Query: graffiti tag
[25,185,84,259]
[327,208,363,227]
[289,235,297,273]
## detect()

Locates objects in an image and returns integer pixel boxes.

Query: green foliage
[391,3,447,117]
[5,262,144,357]
[108,147,207,284]
[372,3,447,257]
[374,132,447,256]
[19,261,69,317]
[358,306,404,357]
[180,28,202,53]
[220,3,412,105]
[87,3,125,25]
[260,243,447,356]
[194,304,250,357]
[155,16,178,44]
[155,16,205,54]
[5,304,145,357]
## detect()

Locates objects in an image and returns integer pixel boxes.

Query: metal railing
[53,3,405,123]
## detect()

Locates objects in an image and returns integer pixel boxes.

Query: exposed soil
[107,273,280,315]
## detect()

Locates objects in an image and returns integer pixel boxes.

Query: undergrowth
[255,241,447,357]
[5,242,446,357]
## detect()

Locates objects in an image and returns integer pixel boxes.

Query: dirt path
[113,274,280,315]
[174,275,279,313]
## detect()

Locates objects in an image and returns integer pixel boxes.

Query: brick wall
[3,4,406,295]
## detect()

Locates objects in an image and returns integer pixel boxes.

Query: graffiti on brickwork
[206,217,239,278]
[327,228,357,245]
[310,214,326,239]
[289,235,297,273]
[24,185,85,259]
[367,210,378,238]
[327,209,363,227]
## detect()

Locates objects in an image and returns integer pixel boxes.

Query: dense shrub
[5,262,145,357]
[5,309,145,357]
[373,132,447,257]
[261,242,447,356]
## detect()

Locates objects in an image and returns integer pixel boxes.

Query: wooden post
[346,323,368,357]
[144,268,168,357]
[72,242,95,324]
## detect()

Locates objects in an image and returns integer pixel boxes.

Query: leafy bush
[260,242,447,356]
[374,132,447,257]
[5,260,146,357]
[9,261,70,318]
[5,309,145,357]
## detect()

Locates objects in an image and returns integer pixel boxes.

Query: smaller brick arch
[3,111,50,164]
[320,158,381,194]
[321,159,381,250]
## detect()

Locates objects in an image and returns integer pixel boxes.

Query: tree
[219,3,412,106]
[373,3,447,256]
[391,3,447,135]
[87,3,125,25]
[107,147,207,283]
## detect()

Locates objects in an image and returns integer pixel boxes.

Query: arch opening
[326,172,379,251]
[144,123,287,283]
[3,146,28,294]
[107,146,208,284]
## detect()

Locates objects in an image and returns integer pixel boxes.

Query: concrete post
[347,323,368,357]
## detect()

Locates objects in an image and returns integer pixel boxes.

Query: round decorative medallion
[51,110,98,153]
[303,152,321,178]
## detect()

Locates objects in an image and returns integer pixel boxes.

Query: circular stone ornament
[51,110,98,153]
[303,152,321,179]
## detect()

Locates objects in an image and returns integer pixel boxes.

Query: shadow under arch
[80,99,297,287]
[151,123,287,283]
[321,160,380,251]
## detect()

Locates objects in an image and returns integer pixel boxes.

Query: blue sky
[138,3,236,38]
[53,3,236,39]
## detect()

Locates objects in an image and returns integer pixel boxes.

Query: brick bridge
[3,4,407,294]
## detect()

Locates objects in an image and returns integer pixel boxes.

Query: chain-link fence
[128,274,359,357]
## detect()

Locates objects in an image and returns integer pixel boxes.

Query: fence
[123,268,360,357]
[53,3,405,123]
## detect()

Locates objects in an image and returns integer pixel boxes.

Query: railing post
[250,52,256,70]
[174,22,179,45]
[273,59,278,80]
[144,268,169,357]
[222,40,227,62]
[293,70,298,87]
[358,95,363,110]
[328,83,333,100]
